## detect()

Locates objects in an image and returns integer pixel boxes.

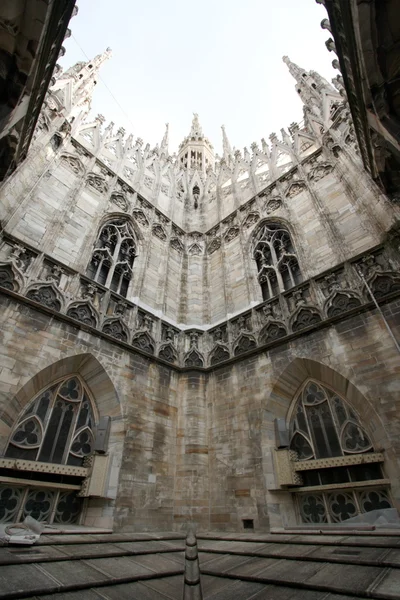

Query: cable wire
[71,35,137,133]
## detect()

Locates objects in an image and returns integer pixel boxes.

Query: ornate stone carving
[285,181,306,198]
[259,322,287,344]
[124,167,135,179]
[291,307,322,332]
[265,198,282,214]
[158,343,177,363]
[143,175,154,189]
[210,326,227,344]
[132,209,149,227]
[0,265,17,291]
[26,285,62,311]
[10,244,35,272]
[207,225,219,238]
[116,180,131,195]
[242,212,260,229]
[210,345,230,366]
[152,223,167,241]
[110,192,129,212]
[114,301,128,316]
[184,349,204,368]
[162,324,177,343]
[161,183,169,195]
[67,303,97,327]
[259,300,283,322]
[81,283,98,301]
[232,314,252,336]
[326,292,361,318]
[370,274,400,299]
[320,272,341,297]
[46,263,64,285]
[224,226,240,243]
[176,181,186,202]
[188,243,203,256]
[131,331,155,354]
[86,173,108,194]
[102,319,128,342]
[61,154,83,175]
[308,163,334,182]
[172,225,184,238]
[189,331,199,348]
[357,253,384,278]
[207,238,221,254]
[156,212,169,226]
[233,333,257,356]
[170,237,184,253]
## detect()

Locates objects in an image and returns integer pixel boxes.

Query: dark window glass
[6,377,96,467]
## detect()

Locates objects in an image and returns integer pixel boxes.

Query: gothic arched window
[289,380,392,524]
[253,222,301,300]
[290,380,373,461]
[5,376,96,467]
[86,218,136,297]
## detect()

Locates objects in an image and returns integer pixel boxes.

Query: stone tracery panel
[252,221,302,301]
[86,218,136,297]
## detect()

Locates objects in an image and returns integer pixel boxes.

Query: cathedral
[0,21,399,540]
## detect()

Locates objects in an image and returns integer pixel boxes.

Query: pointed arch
[0,354,122,455]
[0,354,122,526]
[265,358,394,526]
[86,215,138,297]
[250,218,302,301]
[5,374,97,465]
[267,358,386,439]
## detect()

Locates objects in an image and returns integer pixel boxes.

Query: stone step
[198,539,400,568]
[198,531,400,548]
[36,531,185,546]
[0,552,184,599]
[200,552,400,599]
[2,531,400,599]
[0,540,185,566]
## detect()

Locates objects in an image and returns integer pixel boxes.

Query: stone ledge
[1,284,399,373]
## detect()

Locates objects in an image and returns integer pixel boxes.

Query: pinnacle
[190,113,203,138]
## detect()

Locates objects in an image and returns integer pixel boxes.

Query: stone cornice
[0,239,399,372]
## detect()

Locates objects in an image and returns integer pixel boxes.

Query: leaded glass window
[298,487,392,524]
[86,218,136,297]
[290,380,391,524]
[289,380,373,460]
[0,485,83,524]
[5,376,96,466]
[252,222,302,301]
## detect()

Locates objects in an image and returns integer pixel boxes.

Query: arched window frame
[287,379,393,524]
[288,378,374,461]
[5,374,98,467]
[86,217,137,297]
[251,220,302,300]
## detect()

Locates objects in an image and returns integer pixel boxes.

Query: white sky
[60,0,335,155]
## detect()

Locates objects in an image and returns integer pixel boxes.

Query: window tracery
[289,380,392,523]
[5,376,96,467]
[290,380,373,460]
[253,222,301,300]
[86,218,136,297]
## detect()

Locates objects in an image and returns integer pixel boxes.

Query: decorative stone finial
[183,528,203,600]
[190,113,203,138]
[221,125,233,162]
[161,123,169,154]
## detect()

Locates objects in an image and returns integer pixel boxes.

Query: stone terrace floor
[1,529,400,599]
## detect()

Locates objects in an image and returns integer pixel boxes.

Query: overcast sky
[60,0,335,154]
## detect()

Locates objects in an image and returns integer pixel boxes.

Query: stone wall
[0,290,399,532]
[0,131,396,326]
